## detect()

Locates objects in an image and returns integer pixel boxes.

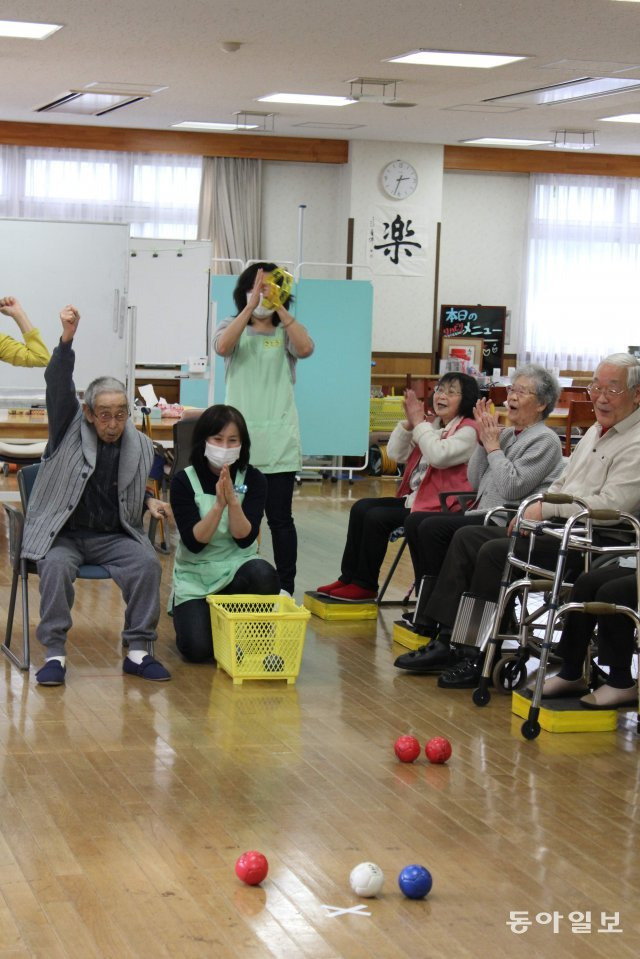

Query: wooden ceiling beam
[444,144,640,177]
[0,120,349,164]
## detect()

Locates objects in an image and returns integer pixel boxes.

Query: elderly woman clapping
[316,373,480,603]
[396,364,564,684]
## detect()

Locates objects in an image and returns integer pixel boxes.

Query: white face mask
[204,443,241,469]
[247,293,274,318]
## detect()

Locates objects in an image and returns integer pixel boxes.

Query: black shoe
[437,655,485,689]
[394,638,458,674]
[401,610,414,625]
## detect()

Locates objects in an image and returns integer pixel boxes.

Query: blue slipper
[35,660,66,686]
[123,654,171,682]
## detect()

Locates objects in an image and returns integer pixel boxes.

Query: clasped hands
[473,397,503,452]
[403,388,426,428]
[215,464,239,509]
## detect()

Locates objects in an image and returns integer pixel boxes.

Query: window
[520,173,640,370]
[0,144,202,238]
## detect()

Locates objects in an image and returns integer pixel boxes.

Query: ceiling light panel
[485,76,640,105]
[172,121,258,130]
[387,49,526,68]
[292,121,366,129]
[258,93,355,106]
[36,92,146,116]
[461,137,553,146]
[445,103,525,113]
[600,113,640,122]
[0,19,61,39]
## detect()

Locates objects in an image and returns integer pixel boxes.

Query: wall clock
[381,159,418,199]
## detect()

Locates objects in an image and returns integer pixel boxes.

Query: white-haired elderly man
[22,306,171,686]
[396,353,640,701]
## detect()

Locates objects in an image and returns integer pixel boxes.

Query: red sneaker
[317,580,345,596]
[330,584,377,603]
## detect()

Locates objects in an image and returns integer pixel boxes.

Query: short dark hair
[436,372,479,419]
[190,405,251,472]
[232,261,294,326]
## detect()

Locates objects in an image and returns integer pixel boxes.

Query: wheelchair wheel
[472,687,491,707]
[492,656,528,694]
[521,719,541,740]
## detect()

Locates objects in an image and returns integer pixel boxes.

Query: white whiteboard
[0,218,130,392]
[128,239,213,365]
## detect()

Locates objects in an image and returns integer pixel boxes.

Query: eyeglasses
[93,409,129,423]
[434,384,462,396]
[506,386,536,398]
[587,383,630,398]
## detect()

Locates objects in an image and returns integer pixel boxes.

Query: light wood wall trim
[0,120,349,164]
[444,144,640,177]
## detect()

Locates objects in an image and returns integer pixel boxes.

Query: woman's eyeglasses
[434,384,461,396]
[506,386,535,398]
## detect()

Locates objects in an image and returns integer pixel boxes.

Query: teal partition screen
[210,276,373,458]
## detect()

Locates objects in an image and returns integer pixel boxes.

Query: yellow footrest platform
[303,591,378,621]
[392,621,432,650]
[512,688,618,734]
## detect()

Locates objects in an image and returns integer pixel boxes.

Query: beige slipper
[540,675,589,699]
[580,683,638,710]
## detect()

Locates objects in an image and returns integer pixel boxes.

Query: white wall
[439,171,530,353]
[262,144,447,353]
[261,161,349,276]
[348,141,444,353]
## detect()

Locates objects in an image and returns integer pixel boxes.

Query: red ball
[235,850,269,886]
[394,735,421,763]
[425,736,452,764]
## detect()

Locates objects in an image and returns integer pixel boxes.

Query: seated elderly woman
[395,364,563,686]
[396,352,640,690]
[170,404,279,663]
[316,372,479,603]
[541,566,638,710]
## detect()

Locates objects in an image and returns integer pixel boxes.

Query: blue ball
[398,864,433,899]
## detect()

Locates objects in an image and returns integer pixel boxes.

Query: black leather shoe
[394,638,458,674]
[437,655,485,689]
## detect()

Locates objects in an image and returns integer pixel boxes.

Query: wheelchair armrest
[438,490,477,514]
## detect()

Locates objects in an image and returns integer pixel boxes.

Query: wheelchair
[460,491,640,740]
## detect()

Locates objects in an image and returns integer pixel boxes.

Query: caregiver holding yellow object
[213,262,314,597]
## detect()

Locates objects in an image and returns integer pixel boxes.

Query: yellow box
[369,396,404,431]
[207,594,310,685]
[303,591,378,621]
[392,621,430,650]
[512,689,618,734]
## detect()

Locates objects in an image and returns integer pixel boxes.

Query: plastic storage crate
[207,594,311,685]
[369,396,404,431]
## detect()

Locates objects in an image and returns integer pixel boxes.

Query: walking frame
[468,491,640,740]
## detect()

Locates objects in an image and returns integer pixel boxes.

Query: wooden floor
[0,473,638,958]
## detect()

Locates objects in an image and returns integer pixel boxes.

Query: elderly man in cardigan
[22,305,171,686]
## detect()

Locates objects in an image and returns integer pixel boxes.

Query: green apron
[225,324,302,473]
[171,465,257,607]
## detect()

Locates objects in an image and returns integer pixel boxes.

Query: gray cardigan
[22,340,153,561]
[467,420,564,513]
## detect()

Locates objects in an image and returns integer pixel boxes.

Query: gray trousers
[36,530,161,657]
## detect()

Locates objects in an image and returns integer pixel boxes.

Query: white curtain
[0,144,201,238]
[197,156,262,273]
[519,173,640,370]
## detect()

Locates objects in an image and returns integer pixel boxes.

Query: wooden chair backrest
[564,399,597,456]
[489,385,508,407]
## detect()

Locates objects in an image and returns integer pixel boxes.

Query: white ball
[349,861,384,897]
